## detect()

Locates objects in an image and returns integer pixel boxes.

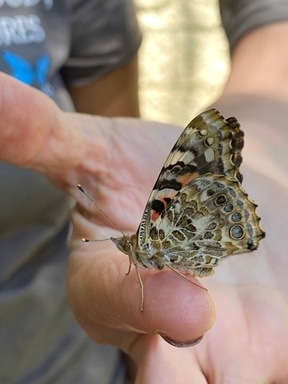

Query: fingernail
[159,334,204,348]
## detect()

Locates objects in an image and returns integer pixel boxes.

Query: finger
[197,285,288,384]
[0,73,60,165]
[0,73,180,197]
[68,235,215,349]
[0,73,101,187]
[133,335,207,384]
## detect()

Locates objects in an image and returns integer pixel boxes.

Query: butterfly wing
[156,108,243,185]
[3,51,34,85]
[112,109,264,278]
[137,109,244,247]
[146,174,265,275]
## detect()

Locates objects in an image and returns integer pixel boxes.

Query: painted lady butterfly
[79,109,265,311]
[109,109,265,311]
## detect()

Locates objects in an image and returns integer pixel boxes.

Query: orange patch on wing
[178,172,199,186]
[151,195,172,222]
[152,211,160,221]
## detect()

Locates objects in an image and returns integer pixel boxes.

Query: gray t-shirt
[1,0,286,382]
[0,1,141,383]
[219,0,288,51]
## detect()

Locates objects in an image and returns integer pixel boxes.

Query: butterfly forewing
[137,109,245,247]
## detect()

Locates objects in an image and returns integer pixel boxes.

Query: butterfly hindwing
[146,174,264,275]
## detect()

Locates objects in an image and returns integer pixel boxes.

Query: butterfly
[2,51,53,96]
[80,109,265,312]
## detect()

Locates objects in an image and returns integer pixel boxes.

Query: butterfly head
[111,235,131,254]
[111,234,142,267]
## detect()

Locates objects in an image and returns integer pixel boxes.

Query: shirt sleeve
[219,0,288,51]
[61,0,142,85]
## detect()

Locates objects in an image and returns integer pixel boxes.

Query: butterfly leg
[125,261,145,311]
[134,265,145,312]
[126,260,132,275]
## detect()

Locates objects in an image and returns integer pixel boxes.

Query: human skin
[1,23,288,383]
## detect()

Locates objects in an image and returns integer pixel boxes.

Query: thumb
[0,73,60,165]
[0,73,99,189]
[68,218,215,350]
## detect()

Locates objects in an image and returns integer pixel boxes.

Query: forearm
[0,73,109,189]
[223,22,288,102]
[209,22,288,180]
[66,55,140,117]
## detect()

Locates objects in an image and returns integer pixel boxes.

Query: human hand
[123,97,288,383]
[0,74,213,377]
[54,95,288,382]
[1,73,287,383]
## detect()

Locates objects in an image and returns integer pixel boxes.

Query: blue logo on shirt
[2,50,53,96]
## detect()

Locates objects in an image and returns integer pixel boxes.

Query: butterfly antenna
[77,184,126,238]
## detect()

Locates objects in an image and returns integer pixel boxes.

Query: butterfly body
[112,109,265,283]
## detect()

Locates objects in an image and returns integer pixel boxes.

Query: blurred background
[135,0,230,126]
